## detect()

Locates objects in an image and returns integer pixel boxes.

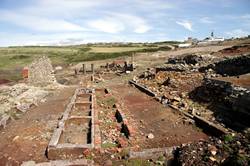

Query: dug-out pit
[47,88,96,160]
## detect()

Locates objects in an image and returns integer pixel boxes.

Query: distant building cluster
[178,32,225,48]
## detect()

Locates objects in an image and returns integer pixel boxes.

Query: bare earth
[0,87,75,165]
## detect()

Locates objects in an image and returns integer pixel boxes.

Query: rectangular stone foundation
[47,88,98,160]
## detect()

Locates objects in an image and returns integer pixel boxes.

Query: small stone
[55,66,63,71]
[20,160,36,166]
[13,136,19,142]
[211,150,217,156]
[181,143,186,147]
[83,149,90,156]
[173,97,181,102]
[209,156,216,162]
[209,145,217,156]
[100,149,105,154]
[118,138,128,148]
[104,160,112,166]
[239,149,244,154]
[196,112,201,116]
[147,133,154,139]
[180,92,187,98]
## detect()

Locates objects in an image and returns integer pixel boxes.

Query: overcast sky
[0,0,250,46]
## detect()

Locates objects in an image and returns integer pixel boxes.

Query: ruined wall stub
[28,56,56,85]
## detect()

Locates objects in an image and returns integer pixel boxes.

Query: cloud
[113,13,151,33]
[241,14,250,20]
[225,29,249,37]
[38,0,102,8]
[87,13,151,34]
[0,32,88,46]
[200,17,214,24]
[134,25,151,33]
[0,10,86,32]
[87,18,124,33]
[0,31,167,46]
[176,20,193,31]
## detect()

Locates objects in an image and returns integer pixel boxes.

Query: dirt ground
[216,74,250,89]
[111,84,207,149]
[0,87,75,165]
[0,44,245,165]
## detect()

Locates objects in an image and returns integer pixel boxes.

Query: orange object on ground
[22,67,29,78]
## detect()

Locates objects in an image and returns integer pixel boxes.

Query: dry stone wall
[199,54,250,76]
[28,56,56,85]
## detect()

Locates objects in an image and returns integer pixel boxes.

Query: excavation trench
[110,84,208,150]
[47,88,96,160]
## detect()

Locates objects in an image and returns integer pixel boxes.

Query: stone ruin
[28,56,56,85]
[192,78,250,131]
[199,54,250,76]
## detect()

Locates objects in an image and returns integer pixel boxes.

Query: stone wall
[28,56,56,85]
[196,78,250,128]
[200,54,250,76]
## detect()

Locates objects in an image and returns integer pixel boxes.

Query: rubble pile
[175,133,250,166]
[138,68,155,80]
[133,49,250,137]
[168,54,203,65]
[190,78,250,131]
[0,56,64,129]
[98,95,129,149]
[135,70,204,103]
[103,60,126,72]
[28,56,56,85]
[101,60,134,74]
[154,54,220,76]
[99,106,121,146]
[0,83,62,128]
[200,54,250,76]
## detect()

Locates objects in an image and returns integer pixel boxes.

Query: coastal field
[0,43,174,81]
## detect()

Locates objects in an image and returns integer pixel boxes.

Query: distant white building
[178,43,192,48]
[207,37,225,42]
[198,31,224,45]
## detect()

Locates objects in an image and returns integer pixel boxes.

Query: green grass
[117,159,151,166]
[224,134,234,142]
[103,97,117,107]
[0,44,172,81]
[89,46,147,53]
[0,45,171,69]
[101,142,118,148]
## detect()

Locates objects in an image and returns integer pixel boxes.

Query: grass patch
[0,69,23,81]
[10,55,30,60]
[120,159,151,166]
[103,97,117,107]
[101,142,118,148]
[224,134,234,142]
[89,46,147,53]
[0,45,172,69]
[0,44,172,81]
